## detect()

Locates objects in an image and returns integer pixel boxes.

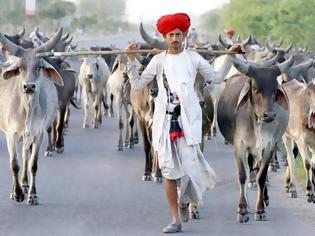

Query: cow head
[233,55,292,123]
[0,27,64,96]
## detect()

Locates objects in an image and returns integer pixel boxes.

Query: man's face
[164,28,187,49]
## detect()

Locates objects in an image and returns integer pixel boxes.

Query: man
[126,13,243,233]
[224,28,236,45]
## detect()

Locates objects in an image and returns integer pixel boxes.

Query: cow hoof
[284,185,290,193]
[153,176,163,184]
[134,138,139,144]
[118,146,123,151]
[248,182,257,189]
[306,193,313,203]
[27,195,39,205]
[44,151,53,157]
[289,190,297,198]
[56,147,64,154]
[237,212,249,223]
[190,211,200,219]
[224,140,229,145]
[10,192,25,203]
[275,162,280,169]
[255,212,267,221]
[22,185,29,194]
[313,195,315,204]
[124,142,129,147]
[128,144,134,149]
[142,175,152,181]
[83,124,89,128]
[264,199,270,207]
[269,165,277,172]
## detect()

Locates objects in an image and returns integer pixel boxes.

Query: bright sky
[125,0,229,25]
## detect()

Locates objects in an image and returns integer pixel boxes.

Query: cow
[0,28,63,204]
[217,55,293,223]
[107,54,137,150]
[79,55,110,128]
[282,76,315,203]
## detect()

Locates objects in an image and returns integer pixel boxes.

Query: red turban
[156,13,190,35]
[225,28,235,37]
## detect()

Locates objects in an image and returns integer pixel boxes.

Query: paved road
[0,107,314,236]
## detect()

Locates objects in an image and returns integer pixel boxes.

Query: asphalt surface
[0,107,314,236]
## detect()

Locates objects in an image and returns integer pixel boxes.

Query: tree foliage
[200,0,315,51]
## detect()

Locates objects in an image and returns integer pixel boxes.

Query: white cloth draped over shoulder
[127,49,233,151]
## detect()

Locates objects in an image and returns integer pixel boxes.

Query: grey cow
[217,56,292,223]
[0,28,63,204]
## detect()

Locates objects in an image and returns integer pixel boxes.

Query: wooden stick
[36,49,243,58]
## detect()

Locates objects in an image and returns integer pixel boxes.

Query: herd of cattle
[0,24,314,224]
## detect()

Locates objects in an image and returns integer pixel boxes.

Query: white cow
[79,56,110,128]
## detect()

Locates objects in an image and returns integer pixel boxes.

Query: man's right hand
[126,43,138,61]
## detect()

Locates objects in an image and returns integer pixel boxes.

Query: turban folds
[225,28,235,37]
[156,13,190,35]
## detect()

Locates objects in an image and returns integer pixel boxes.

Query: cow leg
[133,117,139,144]
[282,136,297,196]
[45,126,54,157]
[108,94,114,117]
[127,109,135,149]
[235,147,250,223]
[296,141,314,202]
[7,137,24,202]
[92,93,101,128]
[56,105,66,153]
[83,89,90,128]
[20,144,29,194]
[255,157,271,221]
[27,134,43,205]
[115,98,124,151]
[140,119,152,181]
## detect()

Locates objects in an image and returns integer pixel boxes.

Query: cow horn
[35,28,46,42]
[277,56,294,74]
[218,34,231,48]
[249,52,280,67]
[0,32,25,57]
[236,34,241,43]
[266,37,274,51]
[35,27,63,53]
[242,34,252,46]
[17,27,25,38]
[61,32,70,41]
[232,55,250,75]
[288,59,313,79]
[65,35,73,45]
[275,38,283,47]
[285,43,293,53]
[139,22,167,50]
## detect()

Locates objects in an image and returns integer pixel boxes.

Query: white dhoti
[157,115,217,205]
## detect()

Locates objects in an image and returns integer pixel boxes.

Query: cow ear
[42,60,64,87]
[2,62,20,80]
[235,82,250,113]
[276,86,288,110]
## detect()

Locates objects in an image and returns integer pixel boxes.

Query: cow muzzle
[262,111,276,123]
[23,83,36,94]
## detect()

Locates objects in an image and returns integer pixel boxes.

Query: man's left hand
[228,43,245,54]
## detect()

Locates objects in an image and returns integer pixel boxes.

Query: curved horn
[35,27,63,53]
[277,56,294,74]
[232,56,250,75]
[65,35,73,45]
[249,52,280,67]
[218,34,231,49]
[0,32,25,57]
[242,34,252,46]
[61,32,70,41]
[139,22,167,50]
[266,37,274,51]
[288,59,313,79]
[17,27,25,38]
[35,28,46,42]
[236,34,241,43]
[275,38,283,47]
[284,43,293,53]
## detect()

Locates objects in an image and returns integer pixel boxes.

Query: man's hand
[228,43,245,54]
[126,43,138,61]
